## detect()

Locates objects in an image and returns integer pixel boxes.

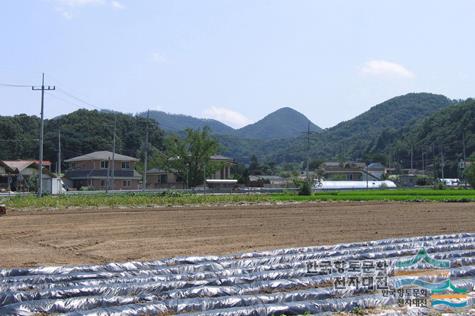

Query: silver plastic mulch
[0,233,474,315]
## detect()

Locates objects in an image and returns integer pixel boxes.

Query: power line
[0,82,32,88]
[56,87,102,110]
[45,90,81,106]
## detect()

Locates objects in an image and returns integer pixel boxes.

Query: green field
[2,189,475,210]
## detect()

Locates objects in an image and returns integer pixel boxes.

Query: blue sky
[1,0,474,128]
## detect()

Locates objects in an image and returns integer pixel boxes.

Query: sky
[0,0,474,129]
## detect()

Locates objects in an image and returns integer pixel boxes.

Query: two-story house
[64,151,142,190]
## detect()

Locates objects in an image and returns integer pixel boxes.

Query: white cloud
[52,0,124,18]
[55,0,105,7]
[57,8,73,19]
[202,106,252,128]
[151,52,167,64]
[111,1,125,10]
[360,60,415,79]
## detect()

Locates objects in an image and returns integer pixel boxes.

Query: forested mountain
[142,107,321,140]
[1,93,472,176]
[142,110,234,135]
[218,93,457,163]
[0,110,163,170]
[366,98,475,176]
[234,107,321,140]
[319,92,454,159]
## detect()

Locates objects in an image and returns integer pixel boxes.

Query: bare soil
[0,201,473,268]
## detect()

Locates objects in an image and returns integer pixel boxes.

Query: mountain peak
[235,107,321,140]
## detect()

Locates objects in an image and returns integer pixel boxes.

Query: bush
[465,162,475,189]
[298,181,312,196]
[415,175,431,186]
[434,182,445,190]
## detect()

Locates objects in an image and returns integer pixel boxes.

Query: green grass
[2,189,475,210]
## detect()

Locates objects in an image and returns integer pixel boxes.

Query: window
[159,174,168,184]
[122,180,131,187]
[121,161,130,169]
[100,160,109,169]
[100,180,105,187]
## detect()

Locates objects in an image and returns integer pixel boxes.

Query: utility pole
[440,147,445,179]
[410,145,414,171]
[57,128,62,175]
[203,163,206,195]
[143,110,150,191]
[461,131,467,184]
[462,131,467,162]
[421,151,425,175]
[306,121,310,181]
[111,116,117,191]
[366,164,369,189]
[106,157,110,193]
[32,73,55,197]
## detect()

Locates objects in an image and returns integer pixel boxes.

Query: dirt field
[0,201,474,268]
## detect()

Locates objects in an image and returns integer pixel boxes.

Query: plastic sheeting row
[0,233,474,315]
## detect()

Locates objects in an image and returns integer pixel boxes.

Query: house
[398,174,418,187]
[367,162,386,180]
[320,162,365,181]
[319,161,385,181]
[249,175,290,188]
[146,168,184,189]
[64,151,142,190]
[146,154,235,189]
[0,161,14,191]
[0,160,53,192]
[208,155,235,180]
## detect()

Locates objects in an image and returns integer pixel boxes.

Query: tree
[249,155,260,175]
[157,128,220,187]
[232,163,249,185]
[309,159,323,171]
[465,160,475,189]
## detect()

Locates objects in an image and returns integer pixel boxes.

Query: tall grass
[4,192,272,209]
[3,189,475,209]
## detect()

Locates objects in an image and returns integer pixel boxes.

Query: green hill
[367,98,475,176]
[323,92,453,159]
[219,93,455,163]
[143,110,235,135]
[0,109,163,168]
[1,93,470,174]
[235,107,321,140]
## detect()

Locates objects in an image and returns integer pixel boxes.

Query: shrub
[434,182,445,190]
[415,175,431,186]
[298,180,312,196]
[465,162,475,189]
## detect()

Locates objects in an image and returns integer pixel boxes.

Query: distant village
[0,150,471,194]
